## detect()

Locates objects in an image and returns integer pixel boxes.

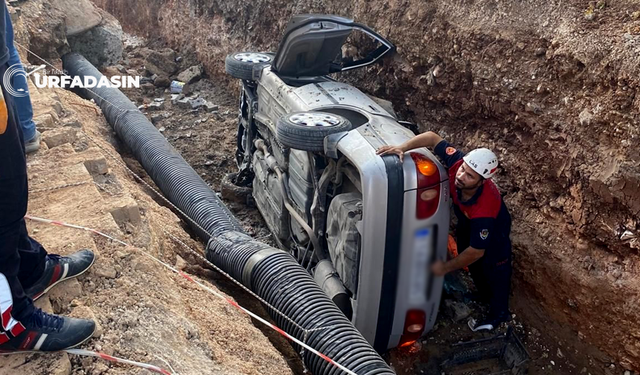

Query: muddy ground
[88,0,640,372]
[13,0,640,373]
[0,67,293,375]
[96,32,627,374]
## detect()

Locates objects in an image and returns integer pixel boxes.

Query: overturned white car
[225,14,449,351]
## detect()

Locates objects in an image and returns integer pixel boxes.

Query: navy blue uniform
[434,140,512,321]
[0,1,48,337]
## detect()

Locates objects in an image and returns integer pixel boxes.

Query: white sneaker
[468,318,496,332]
[25,130,41,154]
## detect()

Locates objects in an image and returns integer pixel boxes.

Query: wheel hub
[289,113,342,127]
[234,52,272,64]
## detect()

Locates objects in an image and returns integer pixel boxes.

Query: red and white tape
[65,349,172,375]
[25,215,128,247]
[25,215,359,375]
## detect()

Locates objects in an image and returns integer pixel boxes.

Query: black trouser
[0,62,47,327]
[468,257,511,321]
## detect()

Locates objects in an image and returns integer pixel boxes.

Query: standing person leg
[467,259,491,302]
[4,6,39,153]
[468,259,512,332]
[486,260,512,323]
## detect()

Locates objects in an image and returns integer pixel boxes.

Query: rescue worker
[377,131,512,331]
[0,2,96,352]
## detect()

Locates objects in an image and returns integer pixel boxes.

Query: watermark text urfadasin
[32,73,140,89]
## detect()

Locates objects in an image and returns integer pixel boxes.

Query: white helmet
[463,148,499,179]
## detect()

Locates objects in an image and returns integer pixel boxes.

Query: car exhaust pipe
[62,52,394,375]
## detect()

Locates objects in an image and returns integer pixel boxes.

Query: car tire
[276,112,352,152]
[220,172,252,204]
[225,52,274,81]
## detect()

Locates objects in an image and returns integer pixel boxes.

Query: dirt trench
[32,0,640,372]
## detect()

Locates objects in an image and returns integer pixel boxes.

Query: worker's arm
[376,131,443,161]
[431,247,485,276]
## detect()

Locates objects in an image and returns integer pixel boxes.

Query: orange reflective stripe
[0,96,7,135]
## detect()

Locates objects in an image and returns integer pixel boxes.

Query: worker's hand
[376,145,405,161]
[431,260,448,276]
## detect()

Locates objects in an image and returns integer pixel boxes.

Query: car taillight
[410,153,441,219]
[399,309,426,348]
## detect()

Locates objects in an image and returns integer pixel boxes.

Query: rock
[84,157,109,175]
[443,299,472,322]
[177,65,204,84]
[141,82,155,94]
[133,257,153,272]
[34,113,58,130]
[584,7,595,21]
[92,362,109,374]
[67,10,124,69]
[110,203,142,226]
[63,120,82,128]
[150,113,164,124]
[204,102,219,112]
[432,64,444,77]
[94,264,118,279]
[557,348,564,358]
[145,48,177,77]
[535,47,547,56]
[579,109,593,126]
[51,353,73,375]
[176,96,192,109]
[70,305,103,338]
[154,75,171,88]
[189,97,207,110]
[51,101,64,116]
[48,278,83,310]
[34,296,54,313]
[159,127,166,132]
[172,94,185,105]
[525,101,543,114]
[147,101,165,110]
[42,128,77,148]
[53,0,102,36]
[632,11,640,20]
[175,255,187,270]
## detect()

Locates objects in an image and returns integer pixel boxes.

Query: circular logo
[3,63,30,98]
[445,147,457,155]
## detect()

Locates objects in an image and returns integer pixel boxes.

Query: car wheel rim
[289,113,342,127]
[234,52,272,64]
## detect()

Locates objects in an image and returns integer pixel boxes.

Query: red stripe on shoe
[0,332,9,345]
[10,322,25,337]
[19,331,38,350]
[49,264,62,287]
[1,306,12,330]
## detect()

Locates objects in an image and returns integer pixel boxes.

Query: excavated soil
[89,1,640,372]
[0,83,293,375]
[0,5,295,374]
[15,0,640,373]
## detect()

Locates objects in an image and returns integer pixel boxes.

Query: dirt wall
[92,0,640,370]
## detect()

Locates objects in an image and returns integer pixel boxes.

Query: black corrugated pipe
[62,53,394,375]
